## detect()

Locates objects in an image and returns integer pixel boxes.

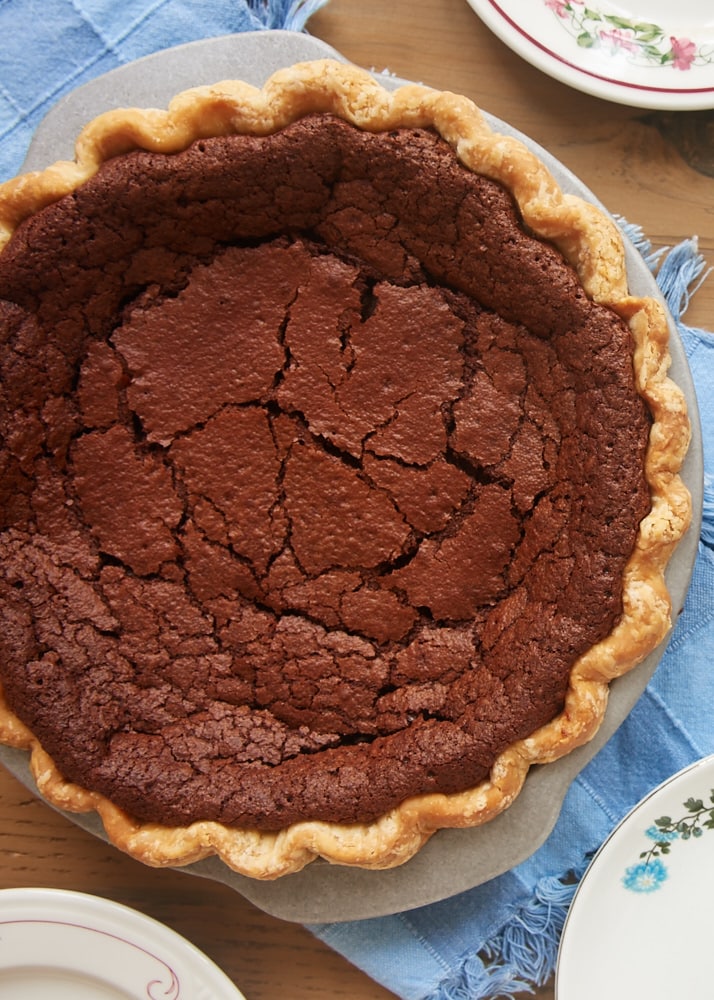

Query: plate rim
[0,886,245,999]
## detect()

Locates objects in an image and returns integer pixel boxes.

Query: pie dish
[0,59,691,879]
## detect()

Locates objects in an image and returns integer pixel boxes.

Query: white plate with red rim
[0,888,245,999]
[556,754,714,999]
[466,0,714,110]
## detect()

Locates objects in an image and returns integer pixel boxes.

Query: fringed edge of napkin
[428,224,711,1000]
[432,864,589,999]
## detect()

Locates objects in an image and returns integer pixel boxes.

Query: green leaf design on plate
[543,2,713,72]
[622,788,714,892]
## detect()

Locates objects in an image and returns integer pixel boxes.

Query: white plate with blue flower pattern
[466,0,714,109]
[0,888,245,999]
[556,754,714,999]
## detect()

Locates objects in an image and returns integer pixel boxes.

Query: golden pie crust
[0,60,691,878]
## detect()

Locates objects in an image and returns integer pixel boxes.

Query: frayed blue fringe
[616,215,712,326]
[247,0,330,31]
[427,222,712,1000]
[430,866,588,999]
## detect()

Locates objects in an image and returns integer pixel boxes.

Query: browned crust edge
[0,59,692,878]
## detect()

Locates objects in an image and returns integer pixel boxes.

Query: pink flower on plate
[544,0,569,17]
[598,27,640,55]
[543,0,584,16]
[670,36,697,70]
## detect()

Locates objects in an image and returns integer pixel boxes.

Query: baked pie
[0,60,691,877]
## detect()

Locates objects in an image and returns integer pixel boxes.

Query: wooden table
[2,2,713,998]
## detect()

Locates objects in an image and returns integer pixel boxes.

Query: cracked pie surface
[0,61,691,877]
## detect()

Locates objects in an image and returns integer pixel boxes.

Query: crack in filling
[0,115,651,829]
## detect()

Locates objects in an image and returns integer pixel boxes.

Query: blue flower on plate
[621,787,714,892]
[622,858,668,893]
[645,824,679,844]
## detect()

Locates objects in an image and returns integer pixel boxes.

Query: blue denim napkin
[2,6,712,998]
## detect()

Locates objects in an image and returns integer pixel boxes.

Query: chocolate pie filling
[0,115,650,829]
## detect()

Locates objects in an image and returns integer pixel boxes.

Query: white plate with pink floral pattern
[466,0,714,109]
[0,888,245,999]
[556,754,714,999]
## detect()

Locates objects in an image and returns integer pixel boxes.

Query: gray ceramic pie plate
[0,31,703,923]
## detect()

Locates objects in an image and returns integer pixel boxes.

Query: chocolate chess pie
[0,60,691,877]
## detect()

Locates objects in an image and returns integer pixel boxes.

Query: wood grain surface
[2,2,713,998]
